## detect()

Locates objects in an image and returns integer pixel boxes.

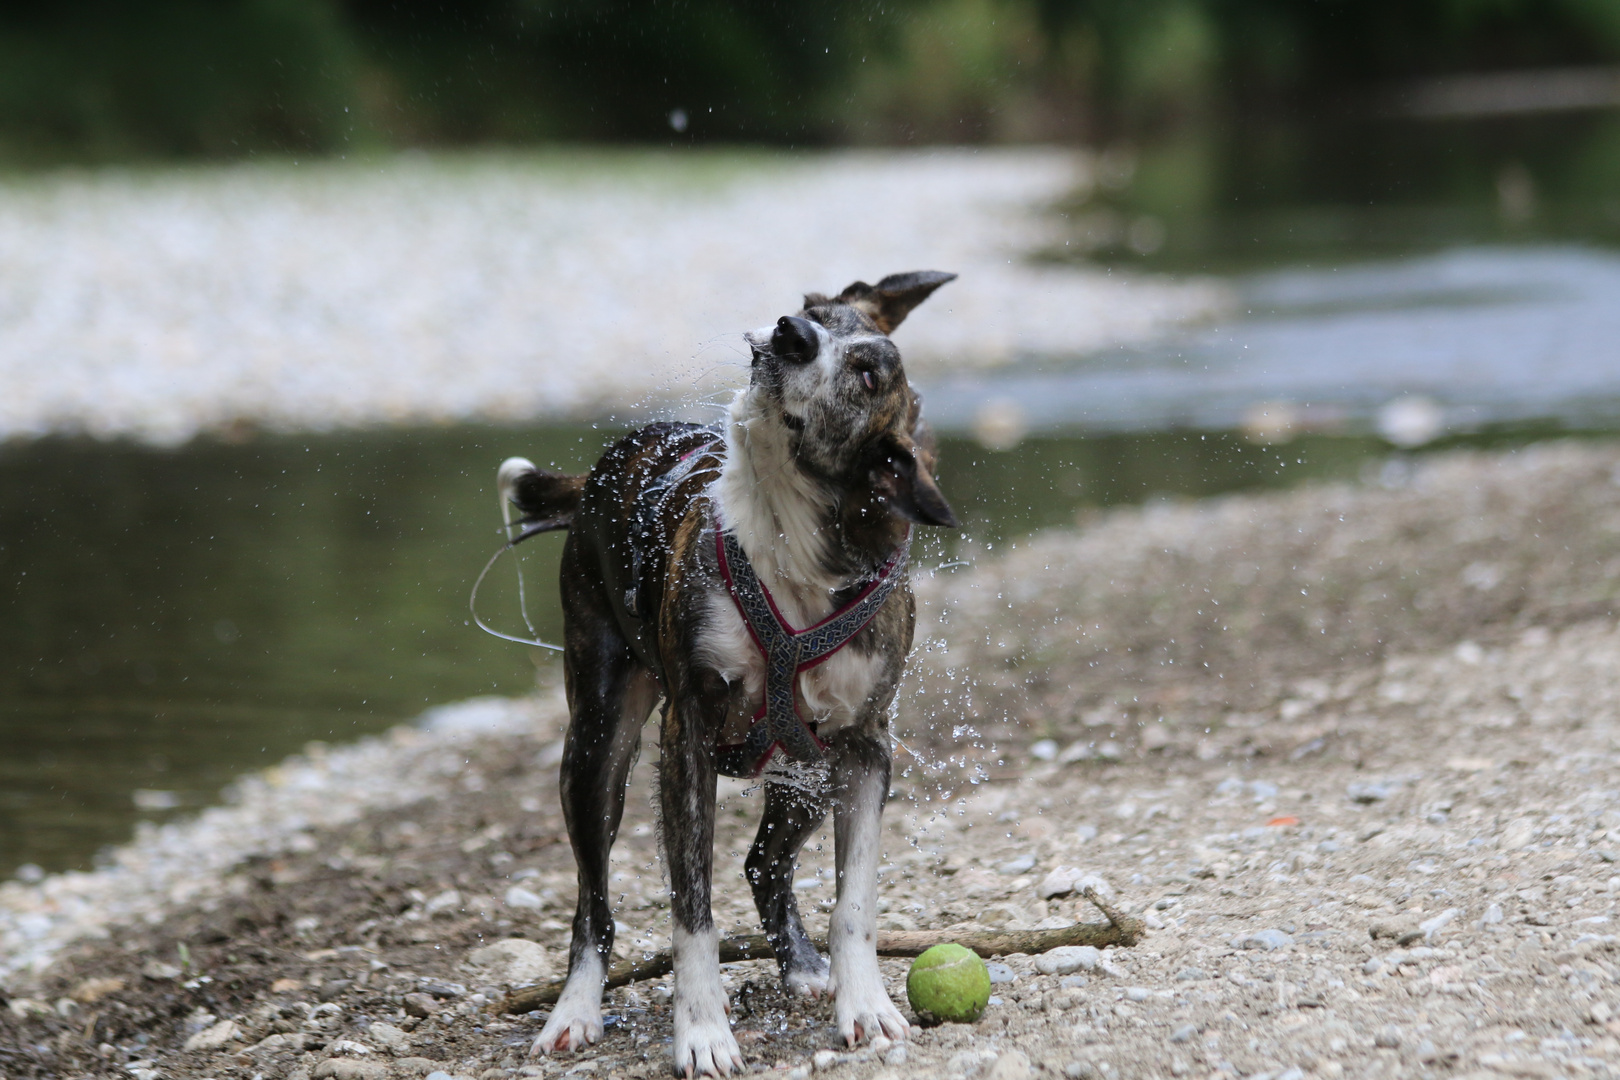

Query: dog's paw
[531,997,603,1056]
[782,956,831,999]
[831,973,908,1047]
[671,1013,743,1077]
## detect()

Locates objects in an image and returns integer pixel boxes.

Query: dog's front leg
[828,734,908,1047]
[660,700,743,1077]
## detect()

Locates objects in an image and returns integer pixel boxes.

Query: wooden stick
[498,887,1140,1015]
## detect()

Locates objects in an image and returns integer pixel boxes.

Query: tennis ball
[906,943,991,1025]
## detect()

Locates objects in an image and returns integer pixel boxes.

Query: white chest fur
[697,387,892,739]
[696,587,888,740]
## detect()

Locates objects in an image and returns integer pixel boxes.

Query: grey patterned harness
[713,521,910,778]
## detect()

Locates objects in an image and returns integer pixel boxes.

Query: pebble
[1037,867,1080,899]
[182,1018,239,1051]
[1170,1025,1198,1043]
[812,1048,840,1071]
[997,854,1037,875]
[884,1045,907,1066]
[1173,967,1208,981]
[403,993,442,1018]
[1034,946,1100,975]
[1374,1026,1403,1049]
[466,938,553,985]
[985,962,1018,984]
[504,885,545,910]
[1230,928,1294,951]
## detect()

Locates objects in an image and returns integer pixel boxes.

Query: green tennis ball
[906,943,992,1025]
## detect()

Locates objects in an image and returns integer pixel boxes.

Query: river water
[5,107,1620,878]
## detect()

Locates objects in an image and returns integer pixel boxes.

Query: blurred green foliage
[3,0,1620,161]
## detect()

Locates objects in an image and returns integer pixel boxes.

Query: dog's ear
[870,437,958,529]
[837,270,957,335]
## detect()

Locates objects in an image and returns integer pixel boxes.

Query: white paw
[783,961,831,999]
[831,972,908,1047]
[672,1011,743,1077]
[531,990,603,1055]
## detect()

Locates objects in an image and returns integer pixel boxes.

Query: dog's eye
[861,370,877,391]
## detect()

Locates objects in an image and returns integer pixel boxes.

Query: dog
[495,270,959,1076]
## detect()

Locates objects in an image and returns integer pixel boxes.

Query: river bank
[0,149,1226,446]
[5,440,1620,1080]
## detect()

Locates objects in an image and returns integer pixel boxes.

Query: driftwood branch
[499,886,1140,1015]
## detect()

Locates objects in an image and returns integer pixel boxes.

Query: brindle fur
[500,271,959,1076]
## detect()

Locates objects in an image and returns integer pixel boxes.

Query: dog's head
[741,270,958,530]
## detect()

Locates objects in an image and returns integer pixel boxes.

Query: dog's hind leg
[532,632,659,1057]
[828,734,908,1047]
[745,769,830,997]
[660,698,744,1077]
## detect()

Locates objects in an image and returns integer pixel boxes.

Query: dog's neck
[715,389,842,609]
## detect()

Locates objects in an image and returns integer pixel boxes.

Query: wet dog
[496,271,959,1076]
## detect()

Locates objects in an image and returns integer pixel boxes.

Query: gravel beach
[0,150,1226,445]
[6,440,1620,1080]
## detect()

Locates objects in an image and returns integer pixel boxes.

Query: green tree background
[1,0,1619,161]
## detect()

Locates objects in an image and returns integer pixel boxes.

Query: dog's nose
[771,316,819,364]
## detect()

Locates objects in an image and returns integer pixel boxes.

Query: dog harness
[713,522,910,778]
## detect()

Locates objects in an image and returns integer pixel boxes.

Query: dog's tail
[497,457,585,533]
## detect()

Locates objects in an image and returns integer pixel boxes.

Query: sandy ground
[6,440,1620,1080]
[0,150,1226,445]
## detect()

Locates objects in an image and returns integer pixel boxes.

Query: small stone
[1482,903,1504,925]
[1374,1025,1402,1049]
[1419,908,1458,939]
[1035,946,1100,976]
[1591,1002,1613,1024]
[1063,1064,1099,1080]
[1347,782,1394,803]
[986,1049,1032,1080]
[1030,739,1059,762]
[1058,975,1089,989]
[425,1073,457,1080]
[1173,968,1207,982]
[248,1033,310,1055]
[1415,1040,1439,1063]
[395,1060,445,1078]
[403,993,440,1018]
[1124,987,1151,1002]
[318,980,354,1002]
[1037,867,1079,899]
[504,886,545,910]
[812,1048,839,1071]
[1169,1024,1198,1043]
[270,977,305,993]
[1361,958,1383,976]
[1230,928,1293,951]
[868,1035,891,1056]
[998,854,1036,875]
[183,1019,240,1051]
[786,1067,811,1080]
[884,1044,907,1067]
[368,1022,411,1053]
[985,962,1018,984]
[1276,1068,1305,1080]
[141,961,182,980]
